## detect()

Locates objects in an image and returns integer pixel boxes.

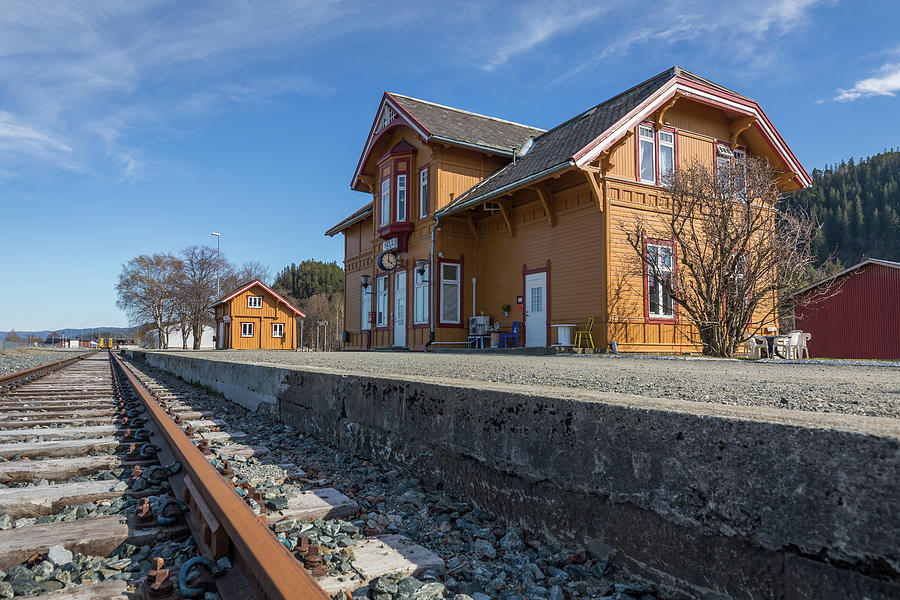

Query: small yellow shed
[211,280,305,350]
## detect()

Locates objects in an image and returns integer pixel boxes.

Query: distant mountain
[1,326,138,340]
[788,150,900,266]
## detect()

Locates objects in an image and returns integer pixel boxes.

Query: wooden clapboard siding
[215,283,300,350]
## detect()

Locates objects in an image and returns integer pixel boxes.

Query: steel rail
[0,350,98,391]
[110,352,331,600]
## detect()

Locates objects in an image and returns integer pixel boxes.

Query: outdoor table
[764,335,789,358]
[551,324,577,347]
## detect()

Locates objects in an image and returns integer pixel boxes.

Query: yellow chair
[574,318,595,350]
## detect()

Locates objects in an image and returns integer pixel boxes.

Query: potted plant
[501,304,511,318]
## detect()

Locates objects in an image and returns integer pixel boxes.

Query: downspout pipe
[425,213,441,351]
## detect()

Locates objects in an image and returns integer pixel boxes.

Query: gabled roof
[439,66,811,216]
[325,202,373,237]
[790,258,900,298]
[351,92,544,191]
[210,279,306,316]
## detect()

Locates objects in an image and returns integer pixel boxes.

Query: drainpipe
[425,213,442,351]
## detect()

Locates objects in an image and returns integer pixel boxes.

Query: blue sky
[1,0,898,331]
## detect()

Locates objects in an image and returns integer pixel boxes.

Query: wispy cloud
[480,1,609,71]
[0,1,378,182]
[828,62,900,102]
[551,0,829,84]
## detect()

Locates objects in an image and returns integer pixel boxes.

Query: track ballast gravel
[152,350,900,419]
[0,348,91,377]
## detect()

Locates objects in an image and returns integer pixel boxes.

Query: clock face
[379,251,398,271]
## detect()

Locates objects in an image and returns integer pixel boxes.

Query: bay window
[440,262,460,324]
[376,275,389,327]
[380,178,390,226]
[396,174,407,221]
[414,265,429,324]
[646,242,675,319]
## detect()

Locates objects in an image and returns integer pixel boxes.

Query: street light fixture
[211,232,221,298]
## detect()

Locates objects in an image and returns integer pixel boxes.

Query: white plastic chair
[781,330,803,359]
[799,332,811,359]
[747,336,769,359]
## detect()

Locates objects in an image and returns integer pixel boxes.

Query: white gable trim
[575,80,811,188]
[351,94,430,190]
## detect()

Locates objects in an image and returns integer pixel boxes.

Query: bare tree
[219,261,272,297]
[176,245,227,349]
[116,254,182,349]
[621,156,833,357]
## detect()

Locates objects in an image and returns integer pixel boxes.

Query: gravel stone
[0,348,91,377]
[47,545,73,567]
[154,350,900,418]
[0,582,10,598]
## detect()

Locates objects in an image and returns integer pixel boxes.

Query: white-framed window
[241,322,254,337]
[396,174,407,221]
[272,323,284,338]
[646,242,675,318]
[659,130,674,180]
[418,167,429,218]
[361,285,372,330]
[376,275,389,327]
[440,262,460,324]
[247,296,262,309]
[639,125,656,184]
[733,148,747,198]
[413,264,429,324]
[380,178,390,226]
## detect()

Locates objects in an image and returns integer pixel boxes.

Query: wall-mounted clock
[377,251,398,271]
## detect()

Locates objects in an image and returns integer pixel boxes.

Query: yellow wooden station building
[326,67,810,352]
[211,280,305,350]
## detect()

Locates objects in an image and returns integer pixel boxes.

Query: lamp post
[211,232,221,298]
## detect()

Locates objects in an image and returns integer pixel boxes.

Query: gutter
[424,213,442,352]
[436,160,575,217]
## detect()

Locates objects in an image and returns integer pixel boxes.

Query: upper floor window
[640,125,675,185]
[376,275,389,327]
[380,178,390,226]
[659,130,675,180]
[419,167,429,218]
[639,125,656,184]
[396,174,407,221]
[646,242,675,319]
[716,145,747,197]
[247,296,262,309]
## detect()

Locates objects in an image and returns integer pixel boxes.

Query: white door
[393,271,407,347]
[525,272,547,347]
[217,322,223,349]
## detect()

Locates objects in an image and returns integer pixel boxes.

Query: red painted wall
[794,264,900,360]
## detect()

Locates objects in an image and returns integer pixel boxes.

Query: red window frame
[642,235,678,323]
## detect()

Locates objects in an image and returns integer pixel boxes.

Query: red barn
[792,259,900,360]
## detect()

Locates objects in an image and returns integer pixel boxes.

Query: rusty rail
[0,350,98,392]
[109,352,331,600]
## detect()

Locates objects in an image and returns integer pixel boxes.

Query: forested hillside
[789,150,900,266]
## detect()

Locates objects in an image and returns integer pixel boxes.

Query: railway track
[0,352,447,599]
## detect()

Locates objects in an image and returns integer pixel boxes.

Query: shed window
[646,242,675,318]
[272,323,284,338]
[440,262,460,324]
[639,125,656,184]
[414,264,429,324]
[380,178,390,226]
[376,275,389,327]
[396,174,407,221]
[241,322,254,337]
[361,285,372,330]
[419,167,429,218]
[247,296,262,308]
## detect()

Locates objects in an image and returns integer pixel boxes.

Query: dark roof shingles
[389,94,544,155]
[440,68,679,213]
